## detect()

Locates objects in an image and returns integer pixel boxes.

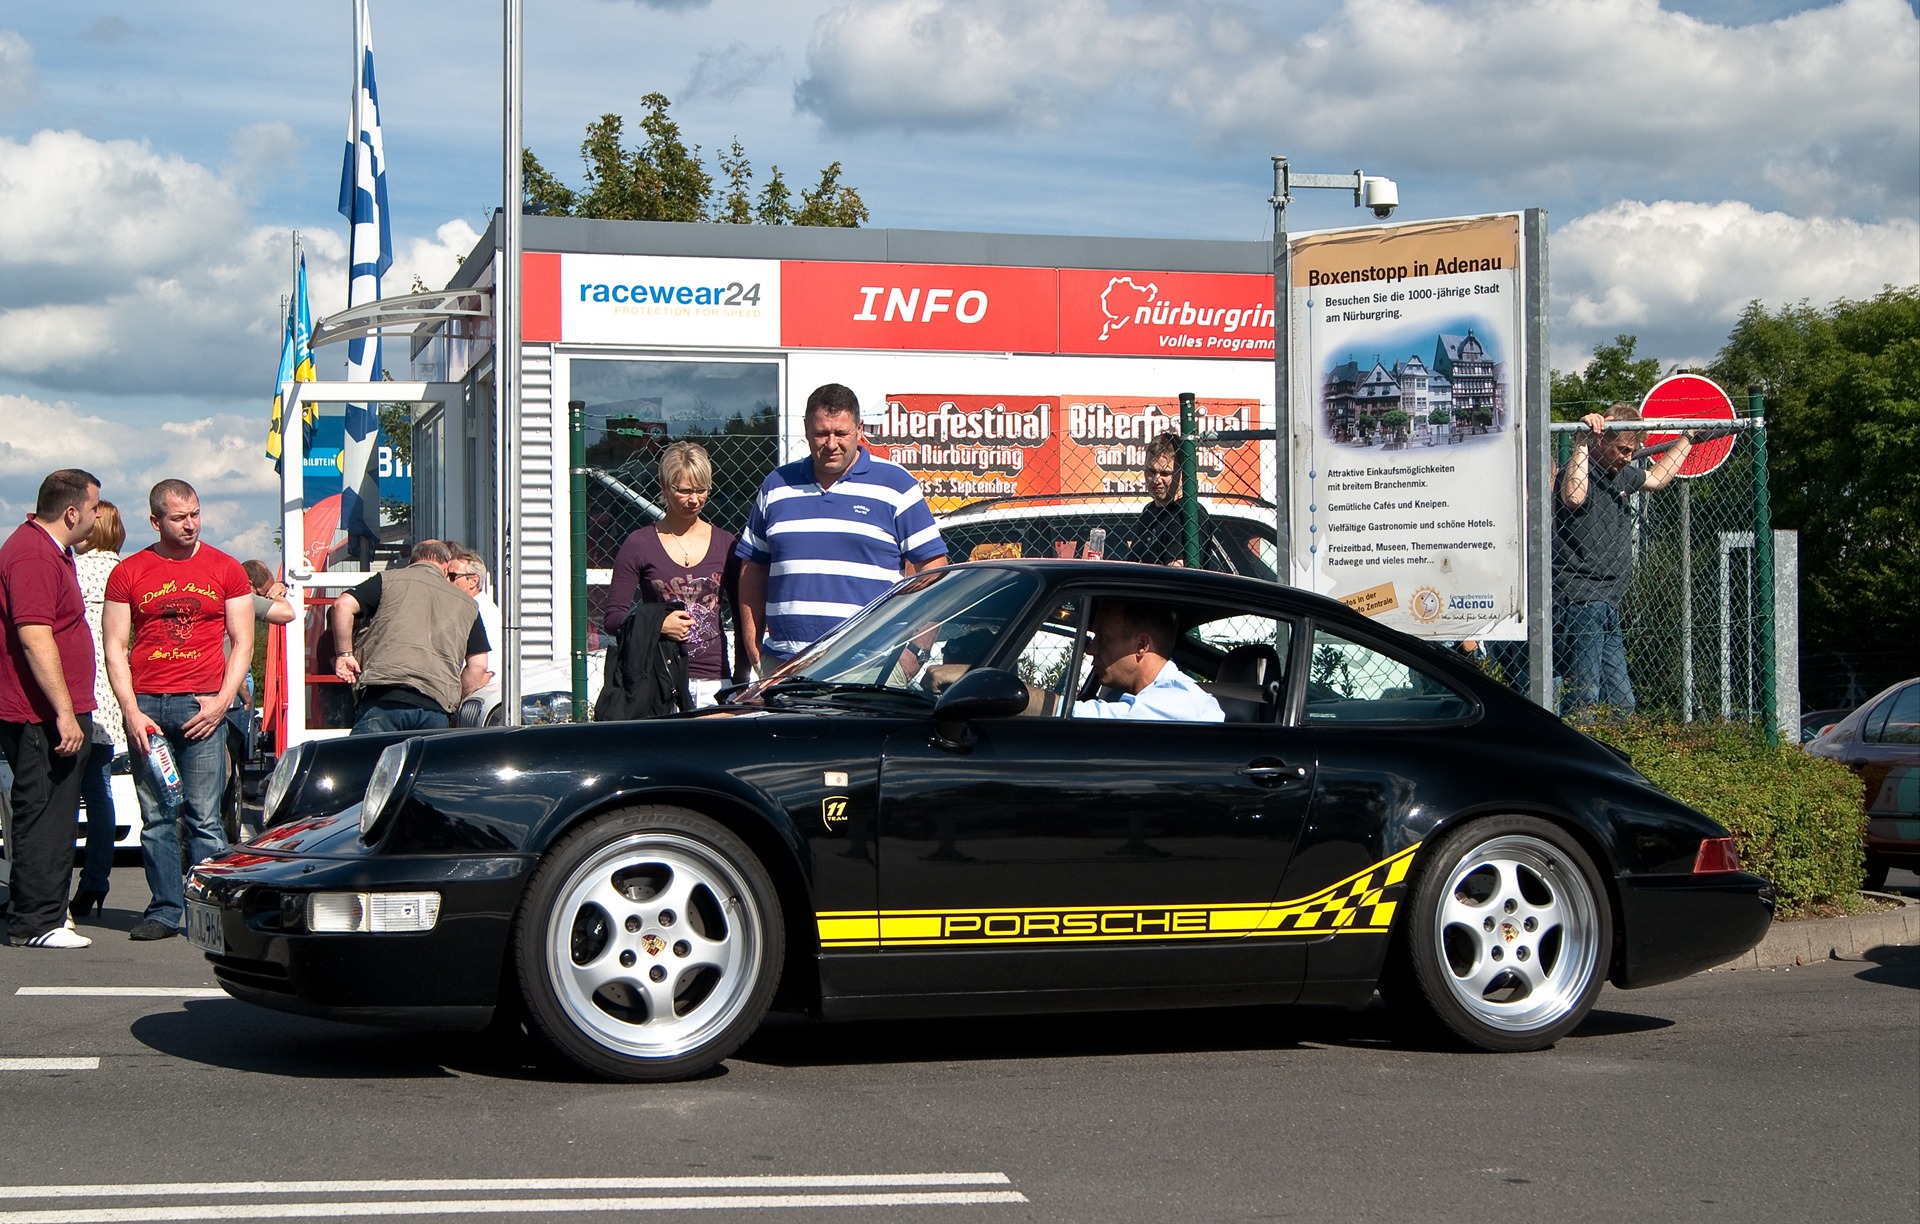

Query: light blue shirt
[1073,660,1224,722]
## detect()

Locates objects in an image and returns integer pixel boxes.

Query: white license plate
[186,901,225,955]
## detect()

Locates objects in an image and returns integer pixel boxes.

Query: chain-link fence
[578,406,774,653]
[1533,414,1774,728]
[572,388,1776,730]
[891,395,1281,580]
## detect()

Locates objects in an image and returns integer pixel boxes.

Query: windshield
[739,567,1041,703]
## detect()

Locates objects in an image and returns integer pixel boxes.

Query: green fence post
[1749,389,1775,745]
[569,399,589,721]
[1179,391,1200,568]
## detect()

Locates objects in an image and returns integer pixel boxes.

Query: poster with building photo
[1288,213,1529,640]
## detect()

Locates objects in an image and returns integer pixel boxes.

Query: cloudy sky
[1,0,1915,557]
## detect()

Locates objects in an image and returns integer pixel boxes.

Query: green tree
[1550,333,1663,420]
[1709,286,1920,693]
[523,94,864,227]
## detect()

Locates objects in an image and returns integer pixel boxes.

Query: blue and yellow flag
[265,253,319,473]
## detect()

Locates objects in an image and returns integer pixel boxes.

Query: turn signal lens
[306,891,441,933]
[1693,837,1741,873]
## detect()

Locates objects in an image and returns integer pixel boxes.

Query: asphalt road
[1,863,1915,1224]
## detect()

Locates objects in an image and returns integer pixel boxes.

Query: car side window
[1866,684,1920,745]
[1186,613,1292,724]
[1303,627,1474,724]
[1008,599,1085,713]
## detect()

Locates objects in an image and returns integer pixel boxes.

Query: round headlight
[360,740,417,840]
[261,742,307,828]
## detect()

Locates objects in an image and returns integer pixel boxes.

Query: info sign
[1288,213,1530,640]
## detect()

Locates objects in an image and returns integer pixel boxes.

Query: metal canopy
[311,287,493,348]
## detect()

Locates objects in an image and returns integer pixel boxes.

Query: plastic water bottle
[1084,527,1107,561]
[146,729,184,810]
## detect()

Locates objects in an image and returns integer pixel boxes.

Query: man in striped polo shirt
[736,384,947,675]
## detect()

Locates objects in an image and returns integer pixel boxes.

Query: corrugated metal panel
[518,343,558,665]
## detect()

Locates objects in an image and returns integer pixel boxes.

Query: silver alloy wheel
[542,830,766,1061]
[1430,833,1602,1033]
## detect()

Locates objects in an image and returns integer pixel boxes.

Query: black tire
[1862,854,1890,892]
[512,806,783,1081]
[1384,815,1612,1052]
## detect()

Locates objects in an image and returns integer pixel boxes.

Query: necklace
[659,523,707,568]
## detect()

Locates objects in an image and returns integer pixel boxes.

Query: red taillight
[1694,837,1741,873]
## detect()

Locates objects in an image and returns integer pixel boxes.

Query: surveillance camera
[1362,176,1398,219]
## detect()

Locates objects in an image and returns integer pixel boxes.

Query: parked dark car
[936,492,1279,577]
[1801,707,1854,744]
[1804,677,1920,889]
[188,560,1772,1081]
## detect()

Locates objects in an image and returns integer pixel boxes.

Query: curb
[1713,893,1920,971]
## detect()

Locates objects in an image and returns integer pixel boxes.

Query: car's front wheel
[513,806,783,1081]
[1386,816,1611,1052]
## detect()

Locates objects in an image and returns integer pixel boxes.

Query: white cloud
[0,30,31,113]
[0,394,277,556]
[797,0,1187,131]
[795,0,1919,214]
[0,128,479,400]
[1549,199,1920,368]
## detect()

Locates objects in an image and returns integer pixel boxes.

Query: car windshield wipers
[758,677,932,708]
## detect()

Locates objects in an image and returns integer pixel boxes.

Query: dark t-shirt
[604,525,740,680]
[1553,459,1648,606]
[0,519,96,725]
[1121,498,1217,568]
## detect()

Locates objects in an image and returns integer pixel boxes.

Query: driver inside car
[1071,601,1223,722]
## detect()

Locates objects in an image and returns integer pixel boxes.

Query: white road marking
[0,1177,1028,1222]
[15,988,225,998]
[1,1175,1012,1198]
[0,1059,98,1072]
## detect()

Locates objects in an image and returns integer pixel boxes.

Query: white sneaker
[22,926,91,949]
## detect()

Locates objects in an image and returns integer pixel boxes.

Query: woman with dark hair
[70,500,126,919]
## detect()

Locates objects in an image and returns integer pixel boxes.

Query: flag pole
[499,0,524,724]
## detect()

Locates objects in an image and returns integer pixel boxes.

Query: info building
[402,214,1280,708]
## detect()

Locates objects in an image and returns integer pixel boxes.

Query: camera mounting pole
[1269,156,1402,584]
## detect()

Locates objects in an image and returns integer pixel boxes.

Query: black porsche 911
[188,560,1773,1081]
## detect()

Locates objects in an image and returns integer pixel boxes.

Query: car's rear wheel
[513,806,783,1081]
[1386,816,1611,1052]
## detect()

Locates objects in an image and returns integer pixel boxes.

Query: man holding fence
[1552,404,1692,716]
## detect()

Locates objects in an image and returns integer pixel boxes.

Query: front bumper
[188,847,534,1029]
[1610,870,1775,989]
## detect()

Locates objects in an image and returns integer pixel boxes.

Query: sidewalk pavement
[1714,892,1920,971]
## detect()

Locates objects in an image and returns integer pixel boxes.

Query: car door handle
[1239,761,1308,785]
[1845,758,1866,769]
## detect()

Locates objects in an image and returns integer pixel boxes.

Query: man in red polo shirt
[103,479,254,941]
[1,469,102,950]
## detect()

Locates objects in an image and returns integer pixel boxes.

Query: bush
[1583,715,1866,916]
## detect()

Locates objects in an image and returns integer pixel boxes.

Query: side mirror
[931,668,1030,749]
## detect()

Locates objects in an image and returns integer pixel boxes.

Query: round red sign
[1640,374,1737,479]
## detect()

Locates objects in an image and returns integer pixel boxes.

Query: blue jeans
[352,700,450,735]
[133,693,229,929]
[78,740,116,894]
[1556,600,1635,716]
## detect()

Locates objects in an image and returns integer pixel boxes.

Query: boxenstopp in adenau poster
[1289,213,1528,640]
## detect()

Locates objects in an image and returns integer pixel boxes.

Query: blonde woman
[71,500,126,919]
[604,442,741,707]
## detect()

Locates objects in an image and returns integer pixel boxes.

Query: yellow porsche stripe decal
[817,844,1419,949]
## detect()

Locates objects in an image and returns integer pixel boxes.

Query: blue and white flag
[337,0,392,546]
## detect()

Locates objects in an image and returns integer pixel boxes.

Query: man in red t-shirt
[103,479,254,941]
[1,469,101,949]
